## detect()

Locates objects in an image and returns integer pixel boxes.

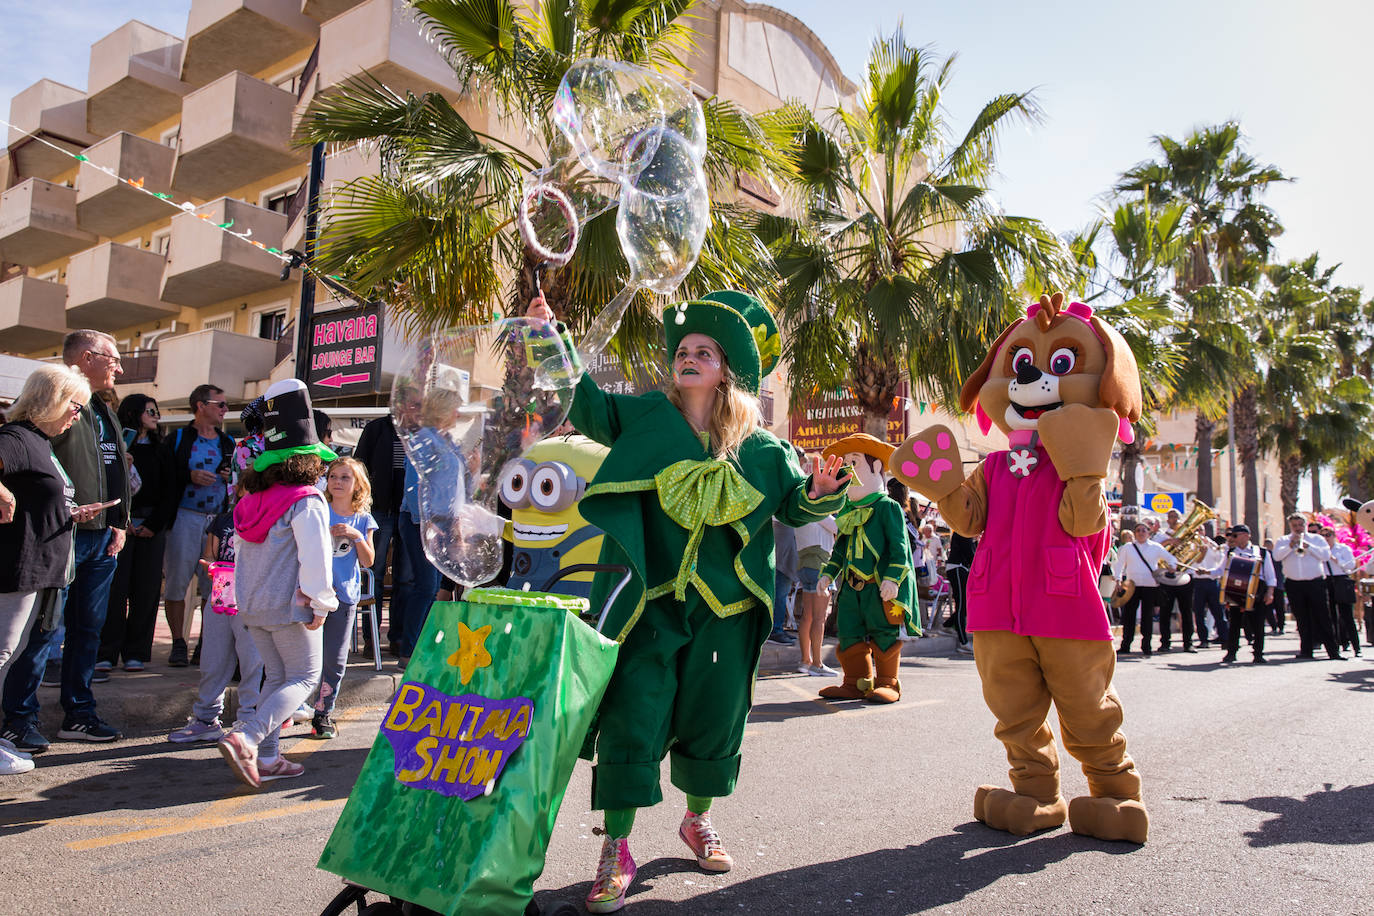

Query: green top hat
[253,379,338,472]
[662,290,780,395]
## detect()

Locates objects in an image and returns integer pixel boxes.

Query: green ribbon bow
[836,498,879,567]
[655,458,764,600]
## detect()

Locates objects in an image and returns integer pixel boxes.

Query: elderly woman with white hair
[0,365,110,774]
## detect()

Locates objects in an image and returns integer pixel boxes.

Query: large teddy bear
[888,292,1149,844]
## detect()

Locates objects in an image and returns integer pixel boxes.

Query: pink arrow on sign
[316,372,371,388]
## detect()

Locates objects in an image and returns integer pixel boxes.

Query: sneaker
[58,717,123,742]
[0,722,49,754]
[0,745,34,775]
[585,834,636,914]
[680,810,733,872]
[797,664,813,675]
[0,737,33,760]
[765,632,797,646]
[191,641,202,667]
[123,659,145,672]
[312,713,337,739]
[955,642,975,655]
[94,660,113,672]
[218,731,260,788]
[91,668,110,684]
[809,663,837,676]
[290,703,314,725]
[168,639,189,667]
[168,716,225,744]
[258,756,305,782]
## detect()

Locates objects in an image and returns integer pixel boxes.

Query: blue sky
[2,0,1369,293]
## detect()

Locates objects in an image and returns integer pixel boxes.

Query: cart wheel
[319,885,368,916]
[358,903,405,916]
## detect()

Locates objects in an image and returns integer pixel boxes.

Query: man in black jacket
[160,384,234,667]
[354,414,411,655]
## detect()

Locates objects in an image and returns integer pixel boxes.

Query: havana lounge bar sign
[306,304,383,397]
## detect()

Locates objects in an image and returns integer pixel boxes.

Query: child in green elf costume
[816,433,920,704]
[528,290,850,913]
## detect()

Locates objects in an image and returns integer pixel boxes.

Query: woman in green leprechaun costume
[529,290,849,913]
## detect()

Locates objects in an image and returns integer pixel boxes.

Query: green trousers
[590,592,771,810]
[835,582,903,652]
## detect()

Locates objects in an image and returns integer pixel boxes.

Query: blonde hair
[420,387,463,429]
[668,363,762,461]
[8,365,91,428]
[326,456,373,513]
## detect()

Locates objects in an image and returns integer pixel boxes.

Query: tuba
[1156,499,1220,585]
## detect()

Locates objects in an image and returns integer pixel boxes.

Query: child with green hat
[529,290,850,913]
[217,379,338,788]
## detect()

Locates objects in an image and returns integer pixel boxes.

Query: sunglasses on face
[144,406,160,417]
[206,400,228,409]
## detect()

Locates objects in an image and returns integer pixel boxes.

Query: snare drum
[1222,555,1261,610]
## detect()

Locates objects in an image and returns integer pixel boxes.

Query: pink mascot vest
[966,445,1112,640]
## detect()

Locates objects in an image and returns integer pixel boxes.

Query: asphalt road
[3,631,1371,915]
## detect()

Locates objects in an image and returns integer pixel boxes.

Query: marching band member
[1220,525,1274,664]
[1190,535,1229,649]
[1272,513,1344,660]
[1321,527,1361,658]
[1111,523,1178,656]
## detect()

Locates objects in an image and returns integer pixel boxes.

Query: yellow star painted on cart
[446,622,493,686]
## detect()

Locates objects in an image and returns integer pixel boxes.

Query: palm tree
[762,29,1075,436]
[1115,122,1287,516]
[295,0,797,374]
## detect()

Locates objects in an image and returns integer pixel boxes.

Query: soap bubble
[392,319,578,587]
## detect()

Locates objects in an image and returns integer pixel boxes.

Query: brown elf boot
[865,640,903,703]
[819,642,873,699]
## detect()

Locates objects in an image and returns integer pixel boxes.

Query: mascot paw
[890,426,965,500]
[1068,796,1149,844]
[1038,405,1119,481]
[973,786,1068,836]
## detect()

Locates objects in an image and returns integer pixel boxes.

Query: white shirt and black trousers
[1112,540,1178,655]
[1273,534,1342,660]
[1324,543,1361,658]
[1192,546,1229,647]
[1221,545,1276,664]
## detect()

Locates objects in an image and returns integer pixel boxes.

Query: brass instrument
[1155,499,1220,583]
[1295,534,1307,556]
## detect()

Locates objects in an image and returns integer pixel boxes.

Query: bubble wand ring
[516,183,580,268]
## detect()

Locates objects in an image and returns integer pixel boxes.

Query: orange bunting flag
[128,177,144,188]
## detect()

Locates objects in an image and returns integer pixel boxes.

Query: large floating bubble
[392,319,578,587]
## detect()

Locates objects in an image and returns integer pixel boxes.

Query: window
[151,229,171,256]
[203,313,234,332]
[160,126,180,149]
[257,310,286,341]
[261,181,301,215]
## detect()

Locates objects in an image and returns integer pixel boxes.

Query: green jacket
[569,374,847,644]
[822,492,918,627]
[50,395,130,531]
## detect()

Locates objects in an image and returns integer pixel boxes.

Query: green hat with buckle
[662,290,780,395]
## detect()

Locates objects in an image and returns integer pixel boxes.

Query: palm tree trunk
[1120,423,1143,517]
[1311,463,1323,512]
[1234,385,1261,534]
[1279,452,1301,518]
[1195,414,1216,534]
[849,339,901,444]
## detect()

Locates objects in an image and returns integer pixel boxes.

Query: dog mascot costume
[816,434,919,703]
[889,292,1149,844]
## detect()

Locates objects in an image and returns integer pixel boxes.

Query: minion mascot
[889,292,1149,844]
[816,433,919,703]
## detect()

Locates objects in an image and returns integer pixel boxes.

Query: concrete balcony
[76,132,177,237]
[159,197,287,307]
[172,71,308,198]
[301,0,368,23]
[86,21,190,136]
[181,0,319,87]
[0,179,98,267]
[316,0,461,99]
[154,328,278,402]
[65,242,178,330]
[7,81,100,181]
[0,276,68,353]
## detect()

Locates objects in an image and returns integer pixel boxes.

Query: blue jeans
[372,511,412,646]
[1192,577,1228,644]
[772,570,792,636]
[398,511,440,657]
[3,529,117,726]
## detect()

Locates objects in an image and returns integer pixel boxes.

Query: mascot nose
[1015,363,1043,385]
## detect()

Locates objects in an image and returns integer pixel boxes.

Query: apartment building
[0,0,856,440]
